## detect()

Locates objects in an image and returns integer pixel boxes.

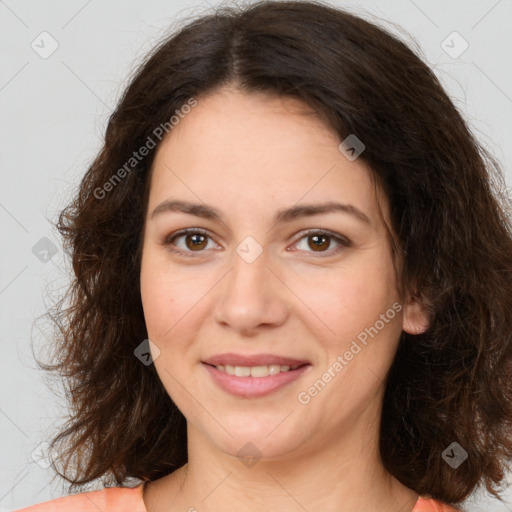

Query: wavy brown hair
[36,0,512,506]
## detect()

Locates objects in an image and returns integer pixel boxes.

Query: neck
[144,416,419,512]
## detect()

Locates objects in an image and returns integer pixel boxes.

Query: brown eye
[292,229,351,256]
[308,234,331,252]
[163,228,217,256]
[184,233,208,251]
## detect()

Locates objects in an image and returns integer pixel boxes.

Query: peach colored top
[13,482,462,511]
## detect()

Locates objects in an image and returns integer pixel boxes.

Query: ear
[402,293,430,335]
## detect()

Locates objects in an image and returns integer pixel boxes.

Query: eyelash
[162,228,352,258]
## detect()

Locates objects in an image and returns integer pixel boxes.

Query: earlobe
[402,294,430,335]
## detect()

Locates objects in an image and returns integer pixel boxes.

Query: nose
[212,245,290,336]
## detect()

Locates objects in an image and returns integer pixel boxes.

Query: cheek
[292,257,398,346]
[140,248,204,339]
[140,265,167,338]
[140,261,203,406]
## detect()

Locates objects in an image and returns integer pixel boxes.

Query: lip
[202,361,312,398]
[202,353,310,367]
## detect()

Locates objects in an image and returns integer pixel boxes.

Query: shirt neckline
[131,482,451,512]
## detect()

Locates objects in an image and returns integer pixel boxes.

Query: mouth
[205,362,307,377]
[202,352,310,368]
[201,353,312,397]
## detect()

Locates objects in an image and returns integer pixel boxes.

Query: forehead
[148,87,384,225]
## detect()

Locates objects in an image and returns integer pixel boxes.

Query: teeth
[235,366,251,377]
[216,364,299,377]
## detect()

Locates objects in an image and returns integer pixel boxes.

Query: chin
[200,415,308,462]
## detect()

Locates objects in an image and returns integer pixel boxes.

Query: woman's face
[140,86,426,461]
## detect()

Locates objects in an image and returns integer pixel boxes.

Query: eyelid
[288,228,352,255]
[161,227,220,257]
[162,227,351,257]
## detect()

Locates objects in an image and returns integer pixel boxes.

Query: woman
[17,1,512,511]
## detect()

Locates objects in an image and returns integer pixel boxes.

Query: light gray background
[1,0,512,510]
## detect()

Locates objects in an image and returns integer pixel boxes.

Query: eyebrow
[150,199,371,225]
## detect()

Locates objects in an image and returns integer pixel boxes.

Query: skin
[139,85,430,512]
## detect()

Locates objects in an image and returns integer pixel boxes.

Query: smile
[213,364,302,377]
[202,362,311,398]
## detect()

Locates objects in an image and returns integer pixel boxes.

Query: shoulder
[12,483,146,512]
[413,496,463,512]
